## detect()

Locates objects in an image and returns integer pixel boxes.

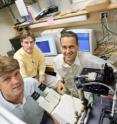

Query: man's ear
[21,42,23,46]
[60,45,63,53]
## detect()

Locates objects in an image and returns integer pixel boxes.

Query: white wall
[0,7,16,55]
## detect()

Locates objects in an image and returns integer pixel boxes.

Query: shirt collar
[0,92,17,111]
[74,52,81,65]
[0,92,26,110]
[22,47,35,57]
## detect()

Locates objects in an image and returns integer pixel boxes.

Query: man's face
[60,36,78,65]
[21,36,35,54]
[0,69,24,102]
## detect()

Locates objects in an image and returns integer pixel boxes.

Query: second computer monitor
[68,29,97,54]
[35,29,97,56]
[35,36,57,56]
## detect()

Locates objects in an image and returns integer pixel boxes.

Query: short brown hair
[60,29,79,45]
[0,56,19,76]
[20,30,35,42]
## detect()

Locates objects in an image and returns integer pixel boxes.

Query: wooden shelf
[108,3,117,10]
[14,3,117,32]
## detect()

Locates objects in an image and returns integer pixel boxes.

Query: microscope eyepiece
[31,91,40,100]
[38,83,46,91]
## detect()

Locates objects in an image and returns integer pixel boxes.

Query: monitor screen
[36,40,50,53]
[35,36,57,56]
[77,33,90,52]
[68,29,97,54]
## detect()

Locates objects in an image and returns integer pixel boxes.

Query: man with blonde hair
[0,56,58,124]
[14,30,56,88]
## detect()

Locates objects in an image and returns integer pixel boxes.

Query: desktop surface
[45,56,56,65]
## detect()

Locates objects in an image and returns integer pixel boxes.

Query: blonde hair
[0,56,19,76]
[20,29,35,42]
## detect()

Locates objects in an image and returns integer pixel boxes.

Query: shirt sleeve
[36,47,46,75]
[24,77,40,97]
[17,59,28,78]
[53,58,63,82]
[81,53,105,69]
[56,73,63,82]
[14,54,28,78]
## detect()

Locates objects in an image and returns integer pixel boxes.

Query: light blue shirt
[0,78,44,124]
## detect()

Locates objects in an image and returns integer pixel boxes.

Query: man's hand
[39,74,46,84]
[57,81,65,95]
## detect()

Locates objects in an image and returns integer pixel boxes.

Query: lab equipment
[35,6,58,20]
[32,81,117,124]
[30,64,117,124]
[75,66,117,124]
[32,83,90,124]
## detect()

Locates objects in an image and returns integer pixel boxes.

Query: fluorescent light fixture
[30,15,87,29]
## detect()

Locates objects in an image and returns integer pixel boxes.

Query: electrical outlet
[100,11,108,19]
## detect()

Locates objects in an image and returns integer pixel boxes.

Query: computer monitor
[9,36,21,52]
[35,36,57,56]
[68,29,97,54]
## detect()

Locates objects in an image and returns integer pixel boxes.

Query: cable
[96,17,111,51]
[111,84,117,117]
[99,17,117,54]
[97,33,110,45]
[102,17,117,35]
[99,108,105,124]
[99,108,112,124]
[101,18,110,44]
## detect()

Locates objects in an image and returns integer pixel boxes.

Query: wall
[0,6,17,55]
[35,0,117,46]
[68,22,117,41]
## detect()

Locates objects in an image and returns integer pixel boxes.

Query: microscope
[31,83,90,124]
[31,63,117,124]
[74,63,117,124]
